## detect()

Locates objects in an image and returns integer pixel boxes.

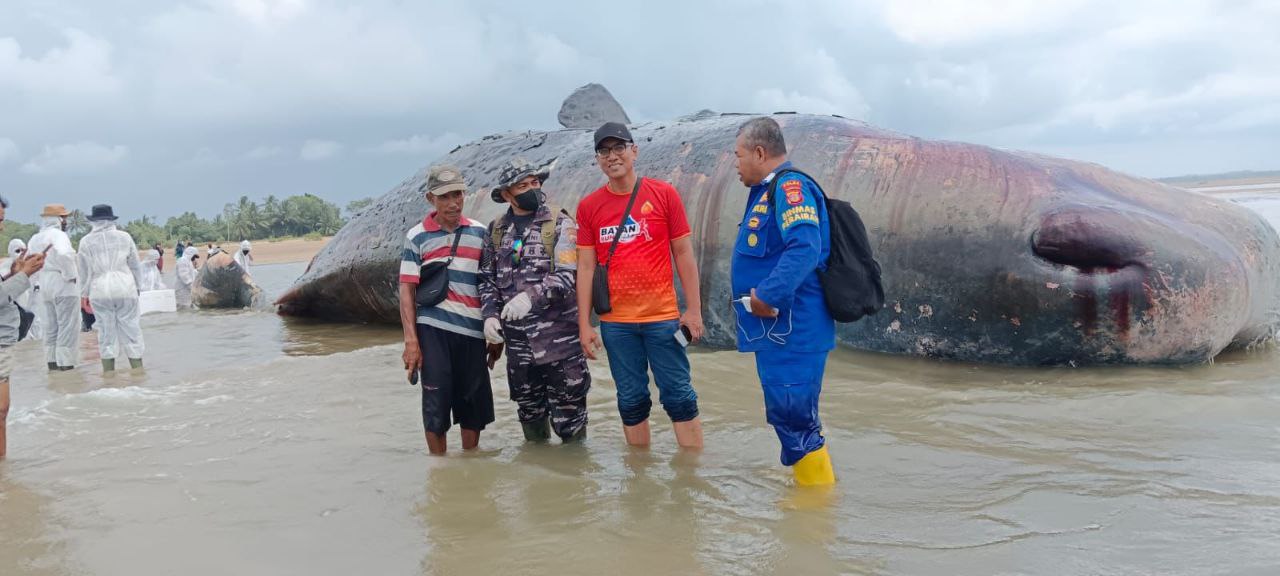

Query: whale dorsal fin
[558,83,631,129]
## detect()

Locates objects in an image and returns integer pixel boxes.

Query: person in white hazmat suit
[0,239,41,340]
[77,205,145,372]
[175,246,198,309]
[0,240,25,275]
[0,240,25,276]
[232,240,254,273]
[138,248,165,291]
[27,204,79,370]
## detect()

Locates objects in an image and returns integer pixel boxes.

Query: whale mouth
[1031,206,1150,273]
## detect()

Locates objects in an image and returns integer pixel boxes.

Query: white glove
[500,292,533,321]
[484,317,505,344]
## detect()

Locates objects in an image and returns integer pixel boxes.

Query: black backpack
[769,168,884,322]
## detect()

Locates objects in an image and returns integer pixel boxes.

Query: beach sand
[1172,174,1280,195]
[145,236,331,270]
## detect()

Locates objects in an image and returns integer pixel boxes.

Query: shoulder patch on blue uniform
[776,176,819,231]
[781,204,819,230]
[782,180,804,205]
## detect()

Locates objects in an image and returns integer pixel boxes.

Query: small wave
[81,386,170,402]
[8,398,56,425]
[194,394,235,405]
[12,386,177,428]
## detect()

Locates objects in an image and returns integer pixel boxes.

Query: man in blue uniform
[730,117,836,486]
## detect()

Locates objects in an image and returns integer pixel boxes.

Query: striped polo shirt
[399,213,487,339]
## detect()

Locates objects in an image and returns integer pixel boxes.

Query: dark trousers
[417,324,494,435]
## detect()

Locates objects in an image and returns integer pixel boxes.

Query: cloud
[527,32,584,74]
[0,138,18,165]
[245,145,283,160]
[20,141,128,175]
[368,133,460,157]
[230,0,308,25]
[180,147,223,168]
[299,139,342,161]
[751,49,870,118]
[873,0,1091,46]
[135,1,499,125]
[0,0,1277,221]
[0,28,121,99]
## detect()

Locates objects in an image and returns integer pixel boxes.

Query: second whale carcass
[277,91,1280,366]
[194,252,263,309]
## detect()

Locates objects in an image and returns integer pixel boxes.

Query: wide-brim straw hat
[41,203,71,217]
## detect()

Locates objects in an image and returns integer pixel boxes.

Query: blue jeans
[755,348,828,466]
[600,319,699,426]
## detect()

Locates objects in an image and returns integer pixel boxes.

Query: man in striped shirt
[399,165,494,455]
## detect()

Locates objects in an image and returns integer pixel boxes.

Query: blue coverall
[730,161,836,466]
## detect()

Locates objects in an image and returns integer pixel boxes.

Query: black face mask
[513,188,542,212]
[242,249,250,255]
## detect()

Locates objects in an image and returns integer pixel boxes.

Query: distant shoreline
[144,236,332,270]
[1169,174,1280,196]
[1160,170,1280,187]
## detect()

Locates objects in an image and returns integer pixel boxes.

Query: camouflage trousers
[505,351,591,440]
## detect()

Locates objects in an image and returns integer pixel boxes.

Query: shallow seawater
[2,262,1279,575]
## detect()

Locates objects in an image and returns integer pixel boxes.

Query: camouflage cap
[492,157,550,202]
[425,165,467,196]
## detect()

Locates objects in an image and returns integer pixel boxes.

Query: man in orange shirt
[575,122,705,449]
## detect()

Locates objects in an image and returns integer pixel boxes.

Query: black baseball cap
[593,122,633,149]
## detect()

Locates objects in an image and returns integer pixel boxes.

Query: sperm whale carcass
[277,86,1280,365]
[194,252,263,309]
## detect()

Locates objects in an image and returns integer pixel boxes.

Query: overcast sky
[1,0,1277,222]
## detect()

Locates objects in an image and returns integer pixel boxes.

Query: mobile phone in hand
[408,369,419,386]
[674,324,693,348]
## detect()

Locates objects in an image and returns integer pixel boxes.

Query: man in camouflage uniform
[479,157,591,442]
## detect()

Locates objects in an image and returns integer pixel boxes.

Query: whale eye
[1032,206,1151,271]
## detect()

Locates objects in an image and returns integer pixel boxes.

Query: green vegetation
[2,194,357,250]
[0,220,40,255]
[345,198,374,218]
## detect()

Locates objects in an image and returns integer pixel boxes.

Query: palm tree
[229,196,264,240]
[66,209,91,239]
[211,214,227,242]
[262,195,282,237]
[221,203,238,241]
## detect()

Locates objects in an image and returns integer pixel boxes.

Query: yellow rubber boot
[792,445,835,486]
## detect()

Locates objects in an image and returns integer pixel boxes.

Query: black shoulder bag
[415,227,464,308]
[592,177,643,315]
[17,303,34,341]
